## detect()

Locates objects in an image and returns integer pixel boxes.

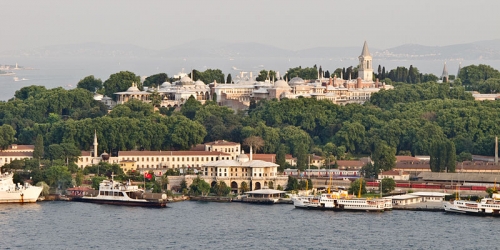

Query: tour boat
[293,191,387,212]
[443,194,500,216]
[73,178,167,207]
[0,171,43,203]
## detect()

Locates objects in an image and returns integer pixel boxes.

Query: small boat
[0,171,43,203]
[73,177,167,208]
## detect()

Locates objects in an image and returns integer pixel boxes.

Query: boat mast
[358,178,362,198]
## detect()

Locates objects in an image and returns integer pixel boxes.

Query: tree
[143,73,168,88]
[75,170,84,186]
[226,74,232,83]
[285,176,299,191]
[211,181,231,196]
[188,176,210,196]
[429,140,456,172]
[91,176,106,189]
[380,178,396,194]
[372,141,396,172]
[45,165,72,189]
[103,71,141,99]
[348,178,367,196]
[240,181,249,193]
[243,136,265,154]
[0,124,15,149]
[77,75,103,93]
[33,135,44,159]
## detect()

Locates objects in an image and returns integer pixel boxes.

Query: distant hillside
[2,39,500,60]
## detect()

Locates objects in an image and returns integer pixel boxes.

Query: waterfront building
[0,144,34,167]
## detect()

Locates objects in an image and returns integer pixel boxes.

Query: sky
[2,0,500,51]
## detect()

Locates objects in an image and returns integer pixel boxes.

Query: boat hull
[0,187,43,203]
[73,197,167,208]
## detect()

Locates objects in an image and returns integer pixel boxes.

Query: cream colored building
[202,153,288,192]
[0,144,35,167]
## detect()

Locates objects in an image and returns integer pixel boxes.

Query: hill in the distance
[1,39,500,60]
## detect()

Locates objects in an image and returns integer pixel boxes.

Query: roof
[396,156,420,162]
[334,160,365,167]
[417,172,500,183]
[81,151,92,157]
[204,140,239,146]
[410,192,449,197]
[118,151,231,156]
[360,41,371,57]
[386,194,419,200]
[245,189,286,195]
[5,144,35,151]
[204,159,278,168]
[245,154,275,162]
[380,170,408,176]
[0,152,33,157]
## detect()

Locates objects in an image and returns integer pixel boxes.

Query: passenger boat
[293,191,387,212]
[0,171,43,203]
[443,194,500,216]
[73,178,167,208]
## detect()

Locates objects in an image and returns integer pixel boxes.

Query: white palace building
[96,41,392,110]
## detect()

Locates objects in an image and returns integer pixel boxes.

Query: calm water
[0,201,497,250]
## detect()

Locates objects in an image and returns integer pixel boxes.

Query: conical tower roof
[442,62,449,78]
[360,41,371,57]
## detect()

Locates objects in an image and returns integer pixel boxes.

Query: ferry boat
[0,171,43,203]
[74,178,167,207]
[443,194,500,216]
[293,191,387,212]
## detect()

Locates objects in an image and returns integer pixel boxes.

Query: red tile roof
[204,140,239,146]
[0,152,33,157]
[396,156,420,162]
[118,151,231,156]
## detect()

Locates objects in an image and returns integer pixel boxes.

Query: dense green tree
[285,176,299,191]
[240,181,249,193]
[103,71,141,99]
[33,134,44,159]
[380,178,396,194]
[188,176,211,196]
[77,75,103,93]
[211,181,231,196]
[429,140,456,172]
[256,70,277,81]
[372,141,396,172]
[284,66,318,80]
[44,165,72,189]
[458,64,500,85]
[91,176,107,189]
[0,124,15,149]
[75,170,84,186]
[226,73,232,83]
[143,73,169,88]
[349,178,367,197]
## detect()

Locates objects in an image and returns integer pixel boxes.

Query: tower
[93,130,98,158]
[457,62,462,78]
[441,62,449,83]
[358,41,373,81]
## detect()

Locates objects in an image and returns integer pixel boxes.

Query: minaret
[441,62,449,82]
[93,130,98,158]
[358,41,373,81]
[457,62,462,78]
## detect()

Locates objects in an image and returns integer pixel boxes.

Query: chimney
[496,136,498,165]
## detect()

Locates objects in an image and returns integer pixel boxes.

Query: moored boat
[443,194,500,216]
[293,191,388,212]
[73,178,167,207]
[0,171,43,203]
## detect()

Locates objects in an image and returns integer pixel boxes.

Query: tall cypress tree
[33,135,44,159]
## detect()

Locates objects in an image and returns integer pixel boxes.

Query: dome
[195,80,205,86]
[126,83,140,92]
[237,153,249,163]
[289,77,305,86]
[161,81,171,87]
[100,151,110,161]
[274,79,290,88]
[180,76,193,84]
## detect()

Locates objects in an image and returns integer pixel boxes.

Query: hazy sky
[2,0,500,51]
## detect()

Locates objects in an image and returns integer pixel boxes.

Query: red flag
[144,172,152,179]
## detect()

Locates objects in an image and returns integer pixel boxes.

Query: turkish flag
[144,173,152,179]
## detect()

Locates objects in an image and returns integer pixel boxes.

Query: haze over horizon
[2,0,500,52]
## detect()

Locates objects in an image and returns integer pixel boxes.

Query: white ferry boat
[74,178,167,207]
[443,194,500,216]
[0,172,43,203]
[294,191,387,212]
